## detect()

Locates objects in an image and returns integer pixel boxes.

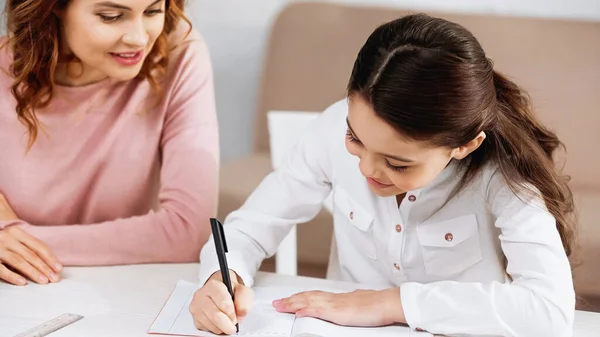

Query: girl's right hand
[189,270,254,335]
[0,226,62,286]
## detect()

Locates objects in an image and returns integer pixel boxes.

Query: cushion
[572,188,600,308]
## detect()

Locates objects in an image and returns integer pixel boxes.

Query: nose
[358,152,378,179]
[122,21,149,48]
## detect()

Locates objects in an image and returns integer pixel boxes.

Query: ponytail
[484,70,576,257]
[344,12,577,258]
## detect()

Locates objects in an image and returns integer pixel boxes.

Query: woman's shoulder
[0,36,10,59]
[163,20,211,78]
[0,36,13,84]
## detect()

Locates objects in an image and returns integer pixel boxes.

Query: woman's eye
[98,14,122,22]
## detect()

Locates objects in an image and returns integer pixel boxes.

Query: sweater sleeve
[400,176,575,337]
[0,35,219,266]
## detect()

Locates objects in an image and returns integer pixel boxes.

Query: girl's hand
[189,270,254,335]
[0,194,63,286]
[272,288,406,327]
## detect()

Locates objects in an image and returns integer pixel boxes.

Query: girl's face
[345,96,485,198]
[56,0,166,86]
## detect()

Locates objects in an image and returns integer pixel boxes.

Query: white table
[0,263,598,337]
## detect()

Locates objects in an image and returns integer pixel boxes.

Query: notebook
[148,280,432,337]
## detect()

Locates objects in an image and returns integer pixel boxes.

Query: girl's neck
[396,193,406,207]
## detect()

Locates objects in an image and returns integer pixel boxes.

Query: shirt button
[349,211,354,220]
[445,233,454,242]
[395,224,402,232]
[408,195,416,202]
[393,263,400,270]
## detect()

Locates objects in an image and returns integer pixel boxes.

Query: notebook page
[290,317,433,337]
[148,281,296,337]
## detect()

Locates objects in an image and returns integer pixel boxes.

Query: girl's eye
[345,129,362,144]
[346,129,408,172]
[385,161,408,172]
[98,14,122,22]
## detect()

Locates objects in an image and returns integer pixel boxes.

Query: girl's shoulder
[478,162,547,215]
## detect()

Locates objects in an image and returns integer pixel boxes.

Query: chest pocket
[417,214,483,276]
[333,187,378,260]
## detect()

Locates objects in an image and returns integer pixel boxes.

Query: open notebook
[148,280,432,337]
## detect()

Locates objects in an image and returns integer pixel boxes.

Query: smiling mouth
[109,51,144,66]
[367,177,393,188]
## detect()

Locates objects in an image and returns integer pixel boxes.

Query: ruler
[13,313,84,337]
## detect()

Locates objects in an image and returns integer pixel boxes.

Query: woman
[0,0,219,286]
[190,14,575,337]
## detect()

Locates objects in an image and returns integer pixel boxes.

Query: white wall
[187,0,600,162]
[2,0,599,161]
[185,0,288,161]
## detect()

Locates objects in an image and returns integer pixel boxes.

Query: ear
[451,131,486,160]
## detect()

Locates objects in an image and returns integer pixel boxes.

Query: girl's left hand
[272,288,405,327]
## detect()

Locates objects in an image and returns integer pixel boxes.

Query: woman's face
[57,0,166,85]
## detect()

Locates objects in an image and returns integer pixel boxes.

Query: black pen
[210,218,239,333]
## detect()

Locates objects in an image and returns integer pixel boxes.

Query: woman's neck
[54,61,108,87]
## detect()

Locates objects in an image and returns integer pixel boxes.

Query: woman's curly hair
[2,0,190,148]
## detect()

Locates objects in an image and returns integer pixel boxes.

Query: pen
[210,218,239,333]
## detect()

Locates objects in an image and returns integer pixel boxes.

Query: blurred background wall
[184,0,600,162]
[1,0,598,161]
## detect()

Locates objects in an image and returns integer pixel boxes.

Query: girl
[190,14,575,337]
[0,0,219,286]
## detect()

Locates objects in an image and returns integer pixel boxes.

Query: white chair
[267,111,334,276]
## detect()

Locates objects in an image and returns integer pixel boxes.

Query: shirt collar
[408,159,464,199]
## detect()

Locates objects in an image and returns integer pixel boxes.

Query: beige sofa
[217,2,600,311]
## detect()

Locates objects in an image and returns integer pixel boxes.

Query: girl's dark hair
[347,13,576,257]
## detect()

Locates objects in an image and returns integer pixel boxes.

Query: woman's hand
[0,194,18,221]
[0,194,62,285]
[272,288,406,327]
